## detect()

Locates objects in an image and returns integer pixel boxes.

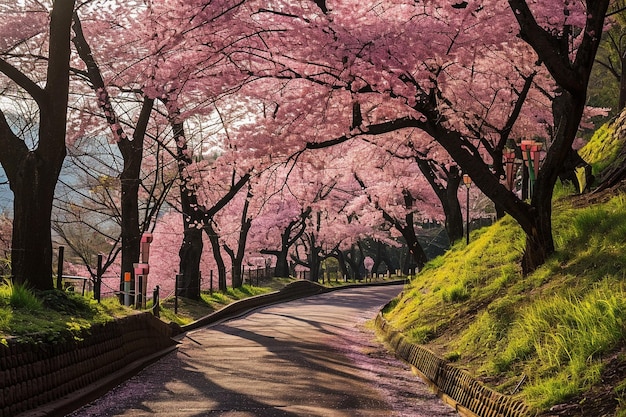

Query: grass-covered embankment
[0,280,129,345]
[383,185,626,414]
[0,278,295,345]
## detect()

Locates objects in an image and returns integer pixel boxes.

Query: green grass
[579,119,624,176]
[384,191,626,412]
[0,278,42,311]
[0,280,129,345]
[157,284,279,325]
[2,278,298,342]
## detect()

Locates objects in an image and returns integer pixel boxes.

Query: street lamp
[503,148,516,191]
[519,139,543,199]
[463,174,471,245]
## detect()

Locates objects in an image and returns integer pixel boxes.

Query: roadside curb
[178,279,405,333]
[178,280,329,333]
[375,308,534,417]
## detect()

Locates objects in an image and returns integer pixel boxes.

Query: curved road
[70,285,455,416]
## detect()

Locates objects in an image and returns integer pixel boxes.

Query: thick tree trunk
[262,248,291,278]
[11,153,59,289]
[518,92,582,273]
[178,228,203,298]
[520,215,553,275]
[406,234,428,272]
[274,249,290,278]
[119,173,141,299]
[306,235,322,282]
[170,116,202,300]
[309,258,321,282]
[443,168,464,243]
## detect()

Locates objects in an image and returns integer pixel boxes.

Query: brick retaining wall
[375,311,533,417]
[1,313,176,417]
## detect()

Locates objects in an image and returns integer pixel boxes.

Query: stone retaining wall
[1,313,176,417]
[375,312,533,417]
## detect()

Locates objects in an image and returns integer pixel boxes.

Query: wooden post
[95,254,103,302]
[56,246,64,290]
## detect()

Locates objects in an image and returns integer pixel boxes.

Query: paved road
[70,285,455,416]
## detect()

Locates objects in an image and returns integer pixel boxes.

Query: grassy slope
[580,112,625,176]
[384,121,626,414]
[0,278,296,345]
[385,188,626,412]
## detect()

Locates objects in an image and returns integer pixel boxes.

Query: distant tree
[261,206,312,278]
[222,187,253,288]
[594,3,626,113]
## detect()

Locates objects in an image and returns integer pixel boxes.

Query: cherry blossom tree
[225,0,609,273]
[167,111,250,297]
[69,0,255,298]
[259,202,312,278]
[355,144,438,269]
[0,1,76,289]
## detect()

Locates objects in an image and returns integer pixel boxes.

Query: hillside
[383,122,626,416]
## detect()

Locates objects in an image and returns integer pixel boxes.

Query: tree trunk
[170,116,202,300]
[414,159,464,244]
[443,167,464,243]
[406,234,428,271]
[372,240,395,274]
[309,254,321,282]
[269,248,290,278]
[617,51,626,113]
[333,249,350,281]
[72,22,156,300]
[346,249,359,279]
[307,236,322,282]
[225,215,251,288]
[206,222,227,292]
[11,153,59,289]
[117,98,153,301]
[178,227,203,298]
[518,91,583,274]
[231,194,252,288]
[263,207,311,278]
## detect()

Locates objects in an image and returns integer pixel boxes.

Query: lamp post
[463,174,471,245]
[503,148,516,191]
[519,139,543,199]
